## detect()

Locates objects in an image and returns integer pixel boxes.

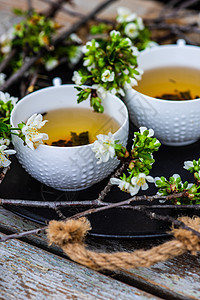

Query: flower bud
[169,183,177,192]
[129,160,135,169]
[124,151,129,158]
[188,193,195,200]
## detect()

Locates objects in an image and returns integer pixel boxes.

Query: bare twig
[27,0,33,16]
[146,210,200,239]
[0,53,41,92]
[43,0,71,19]
[98,161,129,202]
[177,0,200,10]
[40,0,115,24]
[0,167,10,184]
[0,191,189,208]
[25,66,40,95]
[0,49,17,73]
[0,226,47,242]
[148,22,200,34]
[53,0,118,46]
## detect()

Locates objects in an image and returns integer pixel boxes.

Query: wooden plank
[0,233,160,300]
[0,207,200,299]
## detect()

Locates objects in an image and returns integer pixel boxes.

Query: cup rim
[135,43,200,104]
[10,84,129,150]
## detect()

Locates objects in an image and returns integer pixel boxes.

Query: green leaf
[0,122,9,133]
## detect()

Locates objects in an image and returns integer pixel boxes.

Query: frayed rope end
[171,216,200,255]
[46,217,91,247]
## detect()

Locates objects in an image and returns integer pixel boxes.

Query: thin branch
[148,22,200,34]
[145,210,200,239]
[177,0,200,10]
[0,167,10,184]
[40,0,115,24]
[0,192,188,208]
[42,0,70,19]
[53,0,118,46]
[25,66,40,95]
[0,53,41,92]
[98,161,129,202]
[27,0,33,16]
[0,226,47,242]
[0,49,17,73]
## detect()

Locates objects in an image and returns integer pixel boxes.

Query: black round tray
[1,136,200,238]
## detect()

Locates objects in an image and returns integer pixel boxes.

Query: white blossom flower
[87,63,96,72]
[92,84,107,99]
[124,69,129,75]
[139,126,154,137]
[183,161,193,170]
[144,41,158,49]
[69,33,82,43]
[124,23,138,39]
[45,58,59,71]
[134,68,144,80]
[110,87,117,95]
[131,173,154,191]
[83,58,90,67]
[92,132,116,164]
[82,41,99,54]
[117,7,137,23]
[72,71,83,85]
[156,191,166,203]
[101,70,115,82]
[171,173,181,181]
[0,28,14,54]
[118,88,125,97]
[110,177,139,195]
[0,145,16,168]
[154,176,162,187]
[187,183,194,189]
[124,37,132,47]
[124,77,138,90]
[0,91,18,106]
[110,30,121,38]
[136,17,144,30]
[69,46,83,65]
[0,73,6,86]
[0,138,10,146]
[130,46,139,56]
[21,113,49,150]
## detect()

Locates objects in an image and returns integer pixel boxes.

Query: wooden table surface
[0,1,200,299]
[1,206,200,300]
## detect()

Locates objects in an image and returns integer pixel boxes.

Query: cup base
[50,185,91,191]
[160,139,199,147]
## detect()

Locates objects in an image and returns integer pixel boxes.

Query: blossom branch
[0,0,118,92]
[1,195,200,243]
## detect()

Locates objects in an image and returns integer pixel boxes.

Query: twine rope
[47,216,200,271]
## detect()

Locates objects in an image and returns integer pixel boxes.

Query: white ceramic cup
[10,84,129,191]
[124,40,200,146]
